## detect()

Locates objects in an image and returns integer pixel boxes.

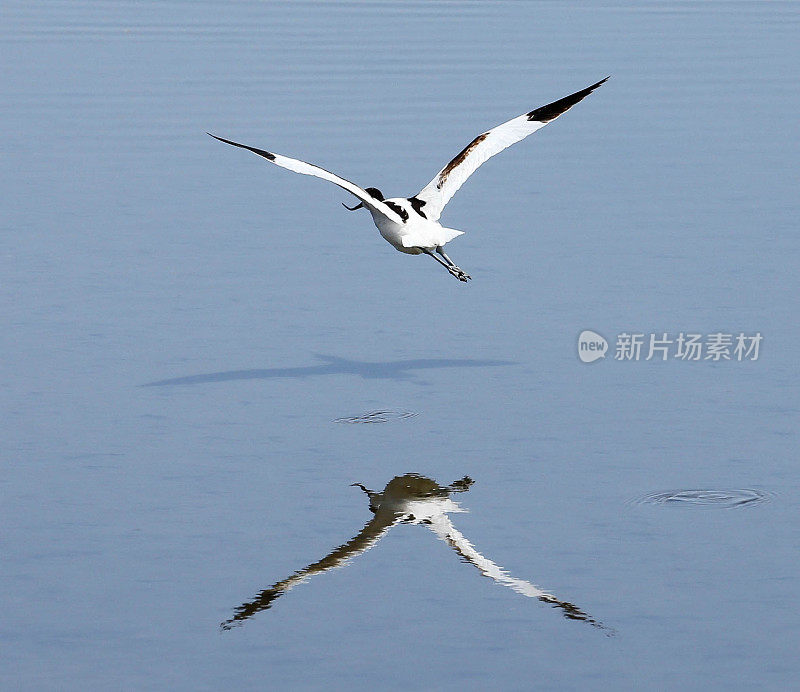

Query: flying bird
[209,77,607,282]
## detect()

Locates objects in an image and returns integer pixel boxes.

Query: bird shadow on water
[141,354,513,387]
[220,473,612,635]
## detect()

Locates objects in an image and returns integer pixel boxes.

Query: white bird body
[369,198,464,254]
[209,77,607,282]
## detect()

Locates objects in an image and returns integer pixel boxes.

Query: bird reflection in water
[221,474,607,632]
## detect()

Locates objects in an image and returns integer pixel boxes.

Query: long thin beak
[342,201,363,211]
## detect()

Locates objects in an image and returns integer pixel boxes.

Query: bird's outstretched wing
[207,133,405,224]
[425,513,608,631]
[413,77,608,221]
[220,510,404,630]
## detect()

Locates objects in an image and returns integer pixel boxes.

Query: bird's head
[342,187,384,211]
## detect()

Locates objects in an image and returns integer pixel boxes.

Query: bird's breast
[372,215,417,253]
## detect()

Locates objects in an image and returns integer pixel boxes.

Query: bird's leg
[422,248,451,269]
[436,246,471,281]
[422,248,465,282]
[435,246,456,266]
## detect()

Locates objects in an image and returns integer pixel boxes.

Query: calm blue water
[2,1,799,689]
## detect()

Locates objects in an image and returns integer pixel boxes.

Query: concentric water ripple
[333,409,419,424]
[633,488,772,509]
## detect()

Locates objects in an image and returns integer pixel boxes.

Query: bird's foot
[448,266,471,282]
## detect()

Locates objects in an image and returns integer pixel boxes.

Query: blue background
[2,2,798,689]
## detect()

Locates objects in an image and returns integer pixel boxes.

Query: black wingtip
[207,132,230,144]
[527,77,609,123]
[207,132,276,161]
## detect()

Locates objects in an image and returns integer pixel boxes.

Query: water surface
[2,1,799,689]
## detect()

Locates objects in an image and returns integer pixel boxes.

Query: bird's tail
[401,227,464,249]
[440,228,465,243]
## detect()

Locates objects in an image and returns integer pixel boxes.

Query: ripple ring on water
[631,488,772,509]
[333,409,419,424]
